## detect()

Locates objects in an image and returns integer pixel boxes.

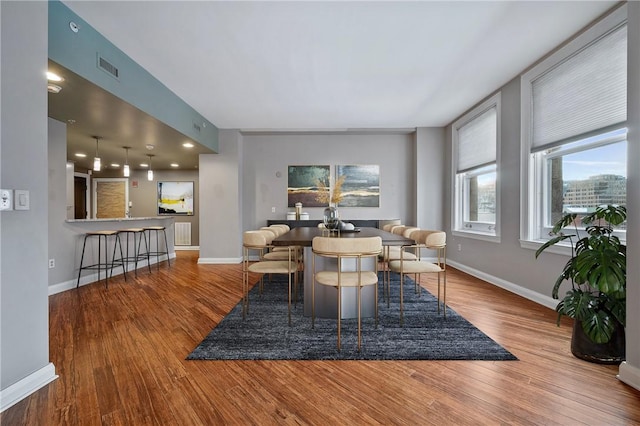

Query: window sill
[519,239,572,256]
[452,229,500,243]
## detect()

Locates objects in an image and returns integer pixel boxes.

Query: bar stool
[118,228,152,276]
[143,226,171,270]
[76,230,127,288]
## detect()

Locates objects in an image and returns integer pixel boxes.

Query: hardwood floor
[2,250,639,425]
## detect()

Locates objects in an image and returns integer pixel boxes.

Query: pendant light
[93,136,101,172]
[147,154,154,181]
[123,146,130,177]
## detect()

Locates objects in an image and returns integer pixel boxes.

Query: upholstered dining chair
[381,226,420,303]
[242,230,298,325]
[311,236,382,352]
[388,230,447,324]
[261,226,303,286]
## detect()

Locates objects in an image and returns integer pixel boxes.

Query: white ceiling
[63,0,618,131]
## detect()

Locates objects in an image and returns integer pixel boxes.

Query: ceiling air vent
[97,54,119,80]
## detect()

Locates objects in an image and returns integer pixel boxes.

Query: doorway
[73,173,89,219]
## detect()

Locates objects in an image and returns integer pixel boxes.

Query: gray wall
[442,3,640,388]
[416,127,445,231]
[198,129,243,263]
[1,0,54,396]
[241,132,416,228]
[620,0,640,386]
[444,77,568,307]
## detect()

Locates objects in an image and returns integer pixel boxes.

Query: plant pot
[571,320,625,364]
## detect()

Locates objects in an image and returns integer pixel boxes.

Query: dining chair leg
[400,272,405,326]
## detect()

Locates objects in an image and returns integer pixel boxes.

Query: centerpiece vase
[323,205,340,230]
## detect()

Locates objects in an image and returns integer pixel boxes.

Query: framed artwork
[157,181,194,215]
[287,165,330,207]
[336,164,380,207]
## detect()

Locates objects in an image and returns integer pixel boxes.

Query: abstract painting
[287,165,330,207]
[336,165,380,207]
[157,181,194,215]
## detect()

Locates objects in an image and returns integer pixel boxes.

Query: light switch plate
[14,190,29,210]
[0,189,13,211]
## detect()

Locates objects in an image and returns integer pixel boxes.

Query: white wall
[1,0,57,410]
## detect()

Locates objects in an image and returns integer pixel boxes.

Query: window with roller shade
[452,92,500,240]
[521,6,627,246]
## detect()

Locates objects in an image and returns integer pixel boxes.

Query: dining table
[272,226,415,319]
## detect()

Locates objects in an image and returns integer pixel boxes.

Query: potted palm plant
[535,204,626,364]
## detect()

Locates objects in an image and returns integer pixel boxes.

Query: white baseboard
[447,259,558,310]
[48,253,177,296]
[0,363,58,413]
[175,245,199,251]
[197,257,242,264]
[618,361,640,391]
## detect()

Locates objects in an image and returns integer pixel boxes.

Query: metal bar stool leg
[76,234,89,288]
[137,230,152,273]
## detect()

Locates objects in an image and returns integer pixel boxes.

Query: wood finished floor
[2,250,639,425]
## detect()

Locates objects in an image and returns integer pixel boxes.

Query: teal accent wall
[48,0,218,152]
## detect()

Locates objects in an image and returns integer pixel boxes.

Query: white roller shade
[531,24,627,151]
[457,106,497,173]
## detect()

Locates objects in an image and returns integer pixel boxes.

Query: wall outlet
[0,189,13,211]
[271,207,276,213]
[48,259,55,269]
[457,244,462,252]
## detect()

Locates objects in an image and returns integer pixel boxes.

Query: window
[452,92,500,240]
[521,5,627,248]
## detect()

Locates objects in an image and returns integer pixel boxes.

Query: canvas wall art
[336,164,380,207]
[158,181,194,215]
[287,165,330,207]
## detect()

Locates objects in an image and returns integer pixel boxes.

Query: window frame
[452,92,501,242]
[520,5,627,253]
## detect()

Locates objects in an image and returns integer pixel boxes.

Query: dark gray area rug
[187,272,517,361]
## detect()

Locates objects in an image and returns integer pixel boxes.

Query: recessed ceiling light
[140,163,149,168]
[145,144,155,150]
[75,153,87,158]
[182,142,194,148]
[46,71,64,82]
[67,119,76,124]
[111,163,120,168]
[170,163,179,168]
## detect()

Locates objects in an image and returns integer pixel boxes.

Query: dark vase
[323,206,340,229]
[571,320,625,364]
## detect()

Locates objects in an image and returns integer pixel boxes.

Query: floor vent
[97,54,119,79]
[175,222,192,246]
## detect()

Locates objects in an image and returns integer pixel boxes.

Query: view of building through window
[546,136,627,227]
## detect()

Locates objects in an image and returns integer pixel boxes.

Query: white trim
[452,229,501,243]
[447,259,557,310]
[197,257,243,264]
[0,363,58,413]
[618,362,640,391]
[174,245,199,251]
